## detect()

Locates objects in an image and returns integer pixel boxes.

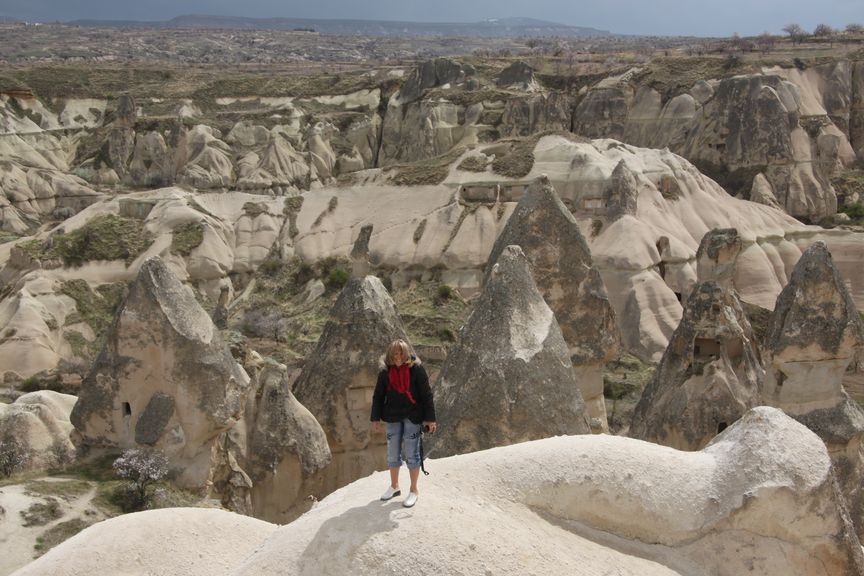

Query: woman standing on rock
[370,339,437,508]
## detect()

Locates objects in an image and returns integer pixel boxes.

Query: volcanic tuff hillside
[1,54,864,383]
[3,47,864,576]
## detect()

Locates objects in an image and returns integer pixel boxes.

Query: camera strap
[419,432,429,476]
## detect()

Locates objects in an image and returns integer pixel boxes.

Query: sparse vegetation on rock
[457,154,489,172]
[25,214,154,266]
[390,147,466,186]
[170,221,204,256]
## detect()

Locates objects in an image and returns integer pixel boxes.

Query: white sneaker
[380,486,401,501]
[403,492,418,508]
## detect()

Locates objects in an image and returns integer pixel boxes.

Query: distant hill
[67,14,611,37]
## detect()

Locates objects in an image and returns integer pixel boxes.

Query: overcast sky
[1,0,862,37]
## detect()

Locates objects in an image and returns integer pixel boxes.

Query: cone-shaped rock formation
[629,281,763,450]
[764,241,864,537]
[211,357,331,523]
[70,257,250,487]
[430,245,589,457]
[603,160,639,222]
[485,175,619,430]
[293,275,409,494]
[696,228,742,290]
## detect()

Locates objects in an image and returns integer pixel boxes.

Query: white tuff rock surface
[10,508,277,576]
[0,391,76,472]
[12,407,864,576]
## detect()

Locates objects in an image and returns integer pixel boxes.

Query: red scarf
[388,364,416,404]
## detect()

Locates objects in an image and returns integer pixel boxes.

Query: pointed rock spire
[430,245,589,457]
[766,242,864,370]
[485,175,620,429]
[292,275,409,493]
[244,359,331,522]
[695,228,742,289]
[71,257,250,487]
[763,241,864,539]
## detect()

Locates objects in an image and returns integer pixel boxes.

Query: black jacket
[370,362,436,424]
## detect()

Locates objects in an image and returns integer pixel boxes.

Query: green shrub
[457,155,488,172]
[325,268,350,291]
[26,480,91,499]
[435,284,454,305]
[283,195,304,214]
[491,140,535,178]
[60,280,125,338]
[842,202,864,221]
[258,258,285,277]
[437,327,456,342]
[34,519,91,557]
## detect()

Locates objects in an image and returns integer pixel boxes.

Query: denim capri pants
[386,419,422,469]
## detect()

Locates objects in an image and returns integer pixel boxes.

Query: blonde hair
[384,339,413,367]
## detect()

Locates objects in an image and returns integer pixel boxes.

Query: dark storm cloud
[0,0,861,36]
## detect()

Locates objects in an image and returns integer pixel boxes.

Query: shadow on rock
[298,498,402,576]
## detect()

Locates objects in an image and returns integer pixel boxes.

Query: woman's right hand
[371,421,382,433]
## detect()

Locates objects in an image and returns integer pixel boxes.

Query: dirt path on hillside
[0,478,101,576]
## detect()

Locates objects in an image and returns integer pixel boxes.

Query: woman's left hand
[423,421,437,434]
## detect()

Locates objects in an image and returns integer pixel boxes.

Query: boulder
[70,256,250,488]
[430,245,589,457]
[292,275,409,495]
[486,176,619,429]
[629,282,763,450]
[0,391,76,473]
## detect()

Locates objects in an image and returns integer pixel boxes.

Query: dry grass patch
[34,519,92,557]
[26,480,92,499]
[389,147,466,186]
[457,155,489,172]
